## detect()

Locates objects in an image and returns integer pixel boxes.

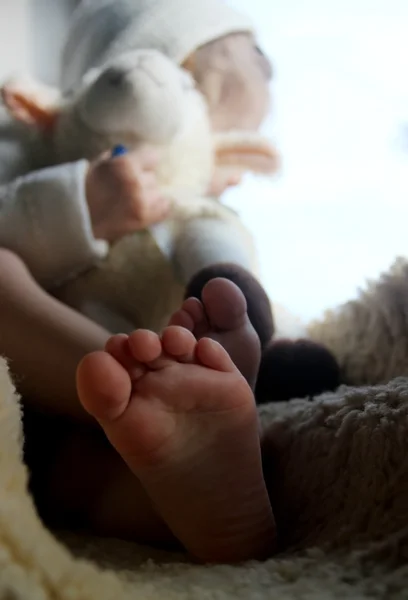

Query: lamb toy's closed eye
[1,49,279,333]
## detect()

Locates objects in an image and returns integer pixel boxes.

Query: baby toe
[161,326,197,363]
[182,297,209,337]
[128,330,163,364]
[105,334,144,379]
[169,298,208,337]
[195,337,238,374]
[168,308,195,331]
[77,351,132,422]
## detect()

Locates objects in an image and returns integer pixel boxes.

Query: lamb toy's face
[0,48,205,163]
[72,49,196,145]
[1,50,279,181]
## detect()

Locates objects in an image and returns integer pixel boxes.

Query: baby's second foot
[77,327,275,564]
[170,278,261,389]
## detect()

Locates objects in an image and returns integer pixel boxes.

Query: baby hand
[86,146,170,243]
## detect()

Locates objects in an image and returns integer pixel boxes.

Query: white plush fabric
[54,50,215,201]
[8,49,272,333]
[0,0,256,291]
[308,257,408,387]
[0,105,108,287]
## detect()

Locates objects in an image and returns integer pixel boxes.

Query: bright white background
[227,0,408,323]
[1,0,407,324]
[0,1,31,78]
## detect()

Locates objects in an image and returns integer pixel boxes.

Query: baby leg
[0,248,108,421]
[0,247,173,543]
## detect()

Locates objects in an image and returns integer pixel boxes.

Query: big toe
[202,278,247,331]
[77,352,132,423]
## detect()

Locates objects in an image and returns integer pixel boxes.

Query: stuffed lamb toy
[2,49,278,332]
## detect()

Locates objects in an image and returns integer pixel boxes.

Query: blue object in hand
[111,144,128,158]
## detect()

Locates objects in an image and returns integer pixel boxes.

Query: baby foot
[170,278,261,389]
[77,326,276,563]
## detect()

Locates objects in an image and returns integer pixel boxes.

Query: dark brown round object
[256,339,341,404]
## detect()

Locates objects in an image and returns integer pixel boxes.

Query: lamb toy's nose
[106,68,126,87]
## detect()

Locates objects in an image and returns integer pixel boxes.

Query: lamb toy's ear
[1,76,61,132]
[213,131,280,176]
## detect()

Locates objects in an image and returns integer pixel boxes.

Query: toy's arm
[0,160,108,288]
[163,133,279,278]
[154,132,279,284]
[154,210,260,285]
